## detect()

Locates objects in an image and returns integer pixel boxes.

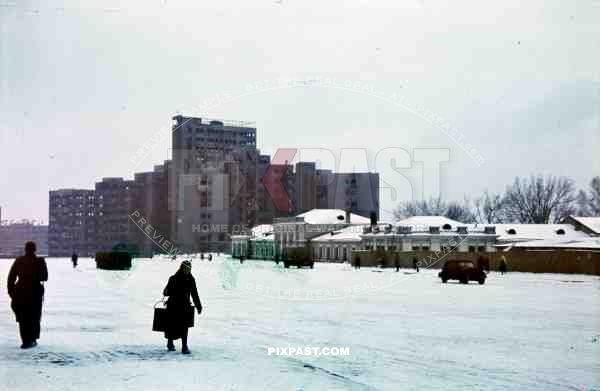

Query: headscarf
[180,260,192,272]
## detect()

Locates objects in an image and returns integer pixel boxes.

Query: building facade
[48,189,96,256]
[132,161,171,256]
[95,177,136,252]
[0,222,48,257]
[170,116,259,252]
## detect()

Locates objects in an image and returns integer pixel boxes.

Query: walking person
[413,257,420,272]
[499,256,508,275]
[71,253,78,268]
[163,261,202,354]
[354,255,361,270]
[7,241,48,349]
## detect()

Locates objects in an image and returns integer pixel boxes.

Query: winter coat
[162,270,202,338]
[7,255,48,305]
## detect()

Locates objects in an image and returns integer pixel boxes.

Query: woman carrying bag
[162,260,202,354]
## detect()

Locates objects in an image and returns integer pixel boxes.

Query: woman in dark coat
[7,241,48,349]
[163,261,202,354]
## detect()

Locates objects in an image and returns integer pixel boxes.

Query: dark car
[439,260,486,284]
[282,248,314,269]
[283,258,314,269]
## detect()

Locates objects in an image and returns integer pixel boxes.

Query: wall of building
[0,223,48,257]
[351,248,600,275]
[48,189,96,256]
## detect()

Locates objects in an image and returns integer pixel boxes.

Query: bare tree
[393,196,475,223]
[502,175,576,223]
[393,196,445,220]
[473,191,505,224]
[446,199,476,223]
[577,176,600,216]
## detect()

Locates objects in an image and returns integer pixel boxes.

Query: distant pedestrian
[200,253,204,260]
[395,256,400,272]
[7,242,48,349]
[413,257,419,272]
[71,253,78,268]
[354,255,361,270]
[208,254,212,261]
[477,256,490,272]
[499,256,508,275]
[162,261,202,354]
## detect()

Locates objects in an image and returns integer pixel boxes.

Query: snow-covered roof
[494,224,590,243]
[569,216,600,235]
[249,224,274,241]
[311,225,366,243]
[510,238,600,250]
[296,209,371,225]
[395,216,464,229]
[252,224,273,236]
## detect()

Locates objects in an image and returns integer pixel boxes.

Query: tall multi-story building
[132,161,172,256]
[316,172,379,219]
[43,114,381,256]
[95,177,136,252]
[0,221,49,257]
[48,189,96,256]
[294,162,319,213]
[170,116,260,252]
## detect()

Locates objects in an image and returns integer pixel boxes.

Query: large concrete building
[48,189,96,256]
[0,221,48,257]
[170,116,259,252]
[316,171,379,218]
[94,177,136,252]
[44,114,382,256]
[276,162,380,219]
[131,161,172,256]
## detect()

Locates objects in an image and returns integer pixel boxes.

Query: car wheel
[460,278,468,284]
[478,278,485,285]
[442,277,448,283]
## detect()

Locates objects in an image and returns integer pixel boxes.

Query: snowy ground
[1,255,599,391]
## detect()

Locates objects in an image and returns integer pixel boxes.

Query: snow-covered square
[1,256,599,390]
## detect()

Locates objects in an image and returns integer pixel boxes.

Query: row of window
[186,127,255,137]
[364,245,489,252]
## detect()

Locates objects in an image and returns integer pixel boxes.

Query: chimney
[345,210,351,224]
[484,226,496,234]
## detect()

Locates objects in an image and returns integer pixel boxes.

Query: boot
[181,346,190,355]
[167,340,175,351]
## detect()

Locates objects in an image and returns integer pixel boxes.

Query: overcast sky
[1,0,598,222]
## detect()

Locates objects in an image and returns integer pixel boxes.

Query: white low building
[273,209,370,257]
[361,216,498,253]
[311,216,499,263]
[493,223,591,248]
[310,225,365,262]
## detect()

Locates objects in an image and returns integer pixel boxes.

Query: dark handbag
[187,305,195,328]
[152,298,167,332]
[153,299,195,331]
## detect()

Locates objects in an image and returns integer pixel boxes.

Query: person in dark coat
[7,241,48,349]
[499,256,508,275]
[354,255,361,269]
[71,253,78,268]
[413,257,420,272]
[163,261,202,354]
